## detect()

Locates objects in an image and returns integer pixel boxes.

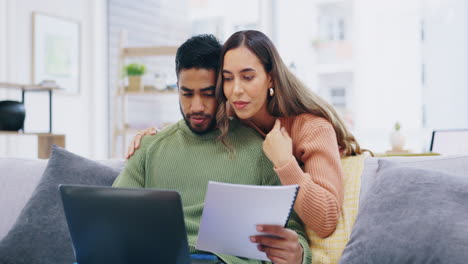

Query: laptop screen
[430,130,468,155]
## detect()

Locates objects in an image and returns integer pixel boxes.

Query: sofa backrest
[0,158,125,241]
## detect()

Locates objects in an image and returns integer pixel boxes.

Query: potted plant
[390,122,406,152]
[125,63,146,92]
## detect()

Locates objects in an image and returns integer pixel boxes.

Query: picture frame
[33,13,81,94]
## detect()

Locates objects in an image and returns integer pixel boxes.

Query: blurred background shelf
[116,89,178,96]
[0,132,65,159]
[0,82,61,133]
[111,32,179,157]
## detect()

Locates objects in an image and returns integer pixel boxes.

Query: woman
[127,30,364,239]
[217,30,364,238]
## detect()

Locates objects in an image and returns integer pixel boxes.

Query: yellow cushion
[307,154,368,264]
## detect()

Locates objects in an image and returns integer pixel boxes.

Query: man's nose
[191,95,204,112]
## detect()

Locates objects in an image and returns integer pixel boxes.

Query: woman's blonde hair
[216,30,364,156]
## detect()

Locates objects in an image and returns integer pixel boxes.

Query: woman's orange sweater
[247,113,344,238]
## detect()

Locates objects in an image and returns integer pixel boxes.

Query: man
[113,34,312,264]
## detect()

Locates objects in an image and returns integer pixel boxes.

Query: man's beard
[180,107,216,135]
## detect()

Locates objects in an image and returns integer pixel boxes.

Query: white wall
[0,0,108,159]
[189,0,274,41]
[274,0,425,153]
[0,0,8,100]
[422,0,468,130]
[353,0,425,152]
[274,0,318,90]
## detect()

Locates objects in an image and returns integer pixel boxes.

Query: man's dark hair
[175,34,221,77]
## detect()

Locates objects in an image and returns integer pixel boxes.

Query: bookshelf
[111,32,178,157]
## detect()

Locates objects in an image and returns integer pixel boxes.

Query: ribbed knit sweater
[245,113,344,238]
[112,119,312,264]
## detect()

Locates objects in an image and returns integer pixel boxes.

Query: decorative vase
[390,122,406,152]
[127,75,143,92]
[0,100,26,131]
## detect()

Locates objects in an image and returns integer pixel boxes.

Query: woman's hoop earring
[269,87,274,96]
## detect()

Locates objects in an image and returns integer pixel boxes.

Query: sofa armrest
[0,158,48,240]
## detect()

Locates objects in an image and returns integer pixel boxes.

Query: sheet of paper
[196,181,299,261]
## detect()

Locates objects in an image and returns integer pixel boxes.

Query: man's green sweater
[113,119,312,264]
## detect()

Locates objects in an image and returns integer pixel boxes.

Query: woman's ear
[267,74,273,88]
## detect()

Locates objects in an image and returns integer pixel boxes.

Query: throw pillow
[360,155,468,205]
[339,160,468,264]
[0,145,120,264]
[307,154,368,264]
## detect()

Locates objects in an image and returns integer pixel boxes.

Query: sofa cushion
[307,154,368,264]
[339,160,468,264]
[360,155,468,206]
[0,145,120,264]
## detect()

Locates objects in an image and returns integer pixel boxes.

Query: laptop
[430,129,468,155]
[59,184,221,264]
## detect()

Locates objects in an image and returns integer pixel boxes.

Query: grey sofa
[1,149,468,264]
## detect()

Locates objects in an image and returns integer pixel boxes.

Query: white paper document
[195,181,299,261]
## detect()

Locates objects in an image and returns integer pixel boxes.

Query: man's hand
[250,225,304,264]
[125,127,158,159]
[263,119,295,168]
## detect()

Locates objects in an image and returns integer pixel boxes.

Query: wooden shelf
[0,132,65,159]
[122,46,178,57]
[376,152,440,157]
[115,128,143,135]
[0,131,62,136]
[0,82,58,133]
[0,82,62,91]
[116,90,178,96]
[1,82,64,158]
